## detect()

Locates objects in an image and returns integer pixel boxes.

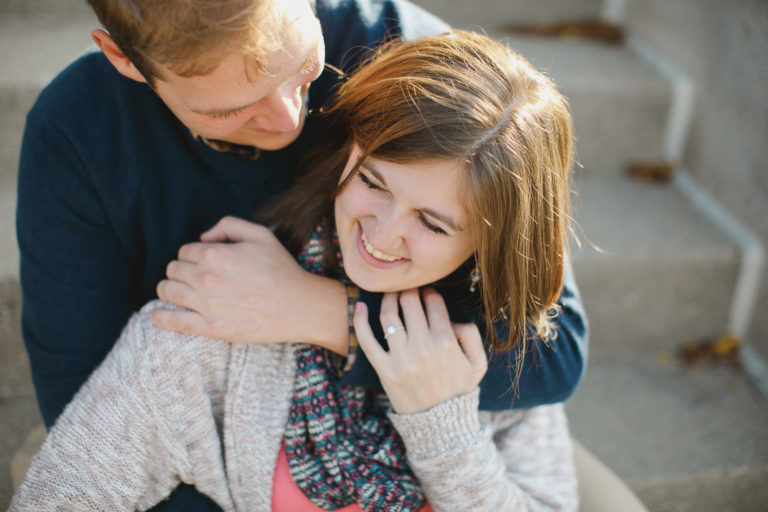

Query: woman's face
[334,145,475,293]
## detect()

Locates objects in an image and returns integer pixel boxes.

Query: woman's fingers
[452,322,488,375]
[421,288,453,337]
[380,292,407,348]
[398,289,429,336]
[353,302,388,369]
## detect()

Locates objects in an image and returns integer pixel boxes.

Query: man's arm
[17,104,141,428]
[151,216,349,354]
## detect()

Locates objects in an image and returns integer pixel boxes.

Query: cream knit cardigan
[10,301,578,511]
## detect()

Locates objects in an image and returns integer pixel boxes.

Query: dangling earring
[469,266,481,293]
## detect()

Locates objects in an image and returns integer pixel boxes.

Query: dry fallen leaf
[627,161,675,183]
[502,20,625,45]
[678,334,741,367]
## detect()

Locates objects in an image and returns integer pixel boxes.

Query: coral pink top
[272,444,432,512]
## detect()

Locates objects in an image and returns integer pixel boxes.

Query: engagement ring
[384,325,406,338]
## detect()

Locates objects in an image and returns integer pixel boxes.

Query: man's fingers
[353,302,387,369]
[200,216,271,243]
[165,260,198,285]
[156,279,198,312]
[177,242,207,263]
[149,308,209,336]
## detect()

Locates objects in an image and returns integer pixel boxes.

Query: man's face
[150,0,324,150]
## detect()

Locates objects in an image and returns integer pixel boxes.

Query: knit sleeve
[8,305,210,511]
[388,390,578,512]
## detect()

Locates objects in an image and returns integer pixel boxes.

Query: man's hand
[151,216,348,352]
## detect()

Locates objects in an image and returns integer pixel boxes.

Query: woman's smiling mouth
[360,228,404,263]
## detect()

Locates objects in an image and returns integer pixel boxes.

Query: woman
[10,31,577,511]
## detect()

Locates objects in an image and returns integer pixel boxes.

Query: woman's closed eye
[358,171,385,191]
[417,213,447,235]
[358,171,449,235]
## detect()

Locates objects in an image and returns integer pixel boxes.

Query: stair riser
[574,254,740,354]
[0,87,39,184]
[413,0,604,28]
[2,0,92,16]
[565,86,670,175]
[0,280,31,399]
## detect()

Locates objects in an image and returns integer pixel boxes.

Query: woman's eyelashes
[417,213,447,235]
[357,171,383,191]
[357,171,448,235]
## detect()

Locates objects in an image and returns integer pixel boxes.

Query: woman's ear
[90,29,147,83]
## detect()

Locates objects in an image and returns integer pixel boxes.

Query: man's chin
[233,124,307,150]
[220,130,300,151]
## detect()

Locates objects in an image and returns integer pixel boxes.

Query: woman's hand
[354,288,488,414]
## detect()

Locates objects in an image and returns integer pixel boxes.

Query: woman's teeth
[361,231,401,262]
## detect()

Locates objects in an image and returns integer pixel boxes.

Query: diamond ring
[384,325,406,338]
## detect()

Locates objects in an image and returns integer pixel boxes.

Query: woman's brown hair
[260,30,574,370]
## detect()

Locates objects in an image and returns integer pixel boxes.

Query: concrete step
[414,2,672,176]
[0,10,98,179]
[633,467,768,512]
[495,35,671,176]
[0,396,42,509]
[566,355,768,512]
[572,174,740,354]
[1,0,93,16]
[413,0,604,27]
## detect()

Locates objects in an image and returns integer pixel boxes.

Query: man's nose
[257,84,304,132]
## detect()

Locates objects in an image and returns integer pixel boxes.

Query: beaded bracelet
[324,283,359,378]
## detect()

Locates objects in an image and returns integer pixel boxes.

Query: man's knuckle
[198,271,219,289]
[200,245,224,262]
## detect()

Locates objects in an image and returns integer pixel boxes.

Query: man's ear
[90,29,148,83]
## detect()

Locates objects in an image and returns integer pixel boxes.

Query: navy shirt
[18,1,587,509]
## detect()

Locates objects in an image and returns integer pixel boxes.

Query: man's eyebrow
[191,41,321,116]
[292,41,321,77]
[362,162,464,233]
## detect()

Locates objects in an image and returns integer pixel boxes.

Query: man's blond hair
[86,0,283,83]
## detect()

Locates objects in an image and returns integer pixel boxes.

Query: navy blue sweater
[18,0,587,489]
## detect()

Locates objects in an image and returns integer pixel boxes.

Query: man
[17,0,587,510]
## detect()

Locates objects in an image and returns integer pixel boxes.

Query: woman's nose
[369,213,407,254]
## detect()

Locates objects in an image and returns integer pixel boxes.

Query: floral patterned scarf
[284,222,426,511]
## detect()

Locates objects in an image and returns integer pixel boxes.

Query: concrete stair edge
[413,0,605,28]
